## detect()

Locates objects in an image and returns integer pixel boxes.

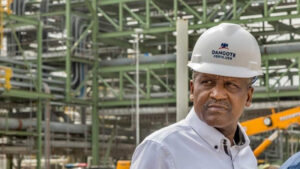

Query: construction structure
[0,0,300,168]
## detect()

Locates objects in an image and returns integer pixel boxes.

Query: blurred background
[1,0,300,168]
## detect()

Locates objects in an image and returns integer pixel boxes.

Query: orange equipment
[241,106,300,157]
[116,160,130,169]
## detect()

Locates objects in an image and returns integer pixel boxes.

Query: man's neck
[216,124,238,146]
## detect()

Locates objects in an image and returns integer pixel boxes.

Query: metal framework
[1,0,300,168]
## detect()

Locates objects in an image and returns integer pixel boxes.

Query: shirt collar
[185,107,250,150]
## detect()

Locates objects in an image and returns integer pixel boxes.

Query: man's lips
[207,104,228,111]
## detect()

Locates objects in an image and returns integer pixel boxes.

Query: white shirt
[130,107,257,169]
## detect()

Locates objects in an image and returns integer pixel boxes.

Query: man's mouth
[207,104,228,112]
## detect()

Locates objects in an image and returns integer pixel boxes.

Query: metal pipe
[37,22,43,169]
[135,32,140,145]
[99,42,300,67]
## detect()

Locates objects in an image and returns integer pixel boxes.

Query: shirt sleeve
[130,140,176,169]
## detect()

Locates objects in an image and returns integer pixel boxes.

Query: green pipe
[65,0,71,102]
[99,75,119,98]
[298,0,300,14]
[150,70,174,94]
[233,0,237,19]
[123,4,146,26]
[119,71,124,100]
[119,2,123,31]
[123,73,147,97]
[36,22,43,169]
[265,58,269,93]
[264,0,268,17]
[173,0,177,21]
[98,7,119,30]
[99,98,176,107]
[150,1,174,25]
[298,58,300,90]
[236,0,253,18]
[207,0,226,21]
[146,0,150,29]
[92,0,100,165]
[0,89,53,99]
[202,0,207,23]
[179,0,201,20]
[146,69,151,99]
[0,130,37,136]
[99,62,176,73]
[5,13,38,25]
[270,61,296,89]
[268,0,283,16]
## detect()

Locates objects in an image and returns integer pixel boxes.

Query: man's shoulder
[144,120,190,144]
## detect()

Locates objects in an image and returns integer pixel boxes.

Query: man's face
[190,72,253,130]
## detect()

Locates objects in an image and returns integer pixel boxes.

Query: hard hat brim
[187,62,263,78]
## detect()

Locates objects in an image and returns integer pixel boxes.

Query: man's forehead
[195,72,249,81]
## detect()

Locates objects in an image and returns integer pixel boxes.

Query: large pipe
[99,42,300,67]
[0,118,88,134]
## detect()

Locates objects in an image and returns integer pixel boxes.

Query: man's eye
[201,80,213,85]
[226,82,240,89]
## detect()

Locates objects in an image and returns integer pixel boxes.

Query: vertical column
[135,32,140,145]
[298,0,300,14]
[36,22,43,169]
[146,69,150,99]
[202,0,207,23]
[92,0,99,166]
[146,0,150,29]
[173,0,177,21]
[119,71,123,100]
[233,0,237,19]
[119,2,123,31]
[65,0,71,102]
[264,0,268,17]
[176,19,188,121]
[298,58,300,90]
[265,59,269,93]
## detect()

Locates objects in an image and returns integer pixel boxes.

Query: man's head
[187,23,262,131]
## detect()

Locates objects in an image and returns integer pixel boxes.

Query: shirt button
[214,145,218,149]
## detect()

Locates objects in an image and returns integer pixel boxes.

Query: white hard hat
[188,23,262,78]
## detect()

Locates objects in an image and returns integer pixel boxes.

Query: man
[130,23,262,169]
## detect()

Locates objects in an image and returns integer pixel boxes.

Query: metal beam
[150,1,175,25]
[178,0,201,20]
[0,89,52,99]
[99,98,176,107]
[91,0,99,165]
[98,7,119,30]
[36,22,43,169]
[65,0,71,102]
[123,4,146,26]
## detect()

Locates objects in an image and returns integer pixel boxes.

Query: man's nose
[209,84,227,100]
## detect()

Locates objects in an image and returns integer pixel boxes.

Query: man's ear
[245,87,254,107]
[190,80,194,102]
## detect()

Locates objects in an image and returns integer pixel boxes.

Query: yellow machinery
[0,0,13,49]
[116,160,131,169]
[241,106,300,157]
[0,66,12,90]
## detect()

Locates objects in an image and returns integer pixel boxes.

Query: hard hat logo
[212,43,236,61]
[219,43,229,50]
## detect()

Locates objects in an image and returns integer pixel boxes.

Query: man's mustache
[203,99,231,110]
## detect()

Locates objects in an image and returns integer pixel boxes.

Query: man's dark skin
[189,72,254,145]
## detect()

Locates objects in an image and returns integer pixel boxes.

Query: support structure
[176,19,188,121]
[91,0,99,166]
